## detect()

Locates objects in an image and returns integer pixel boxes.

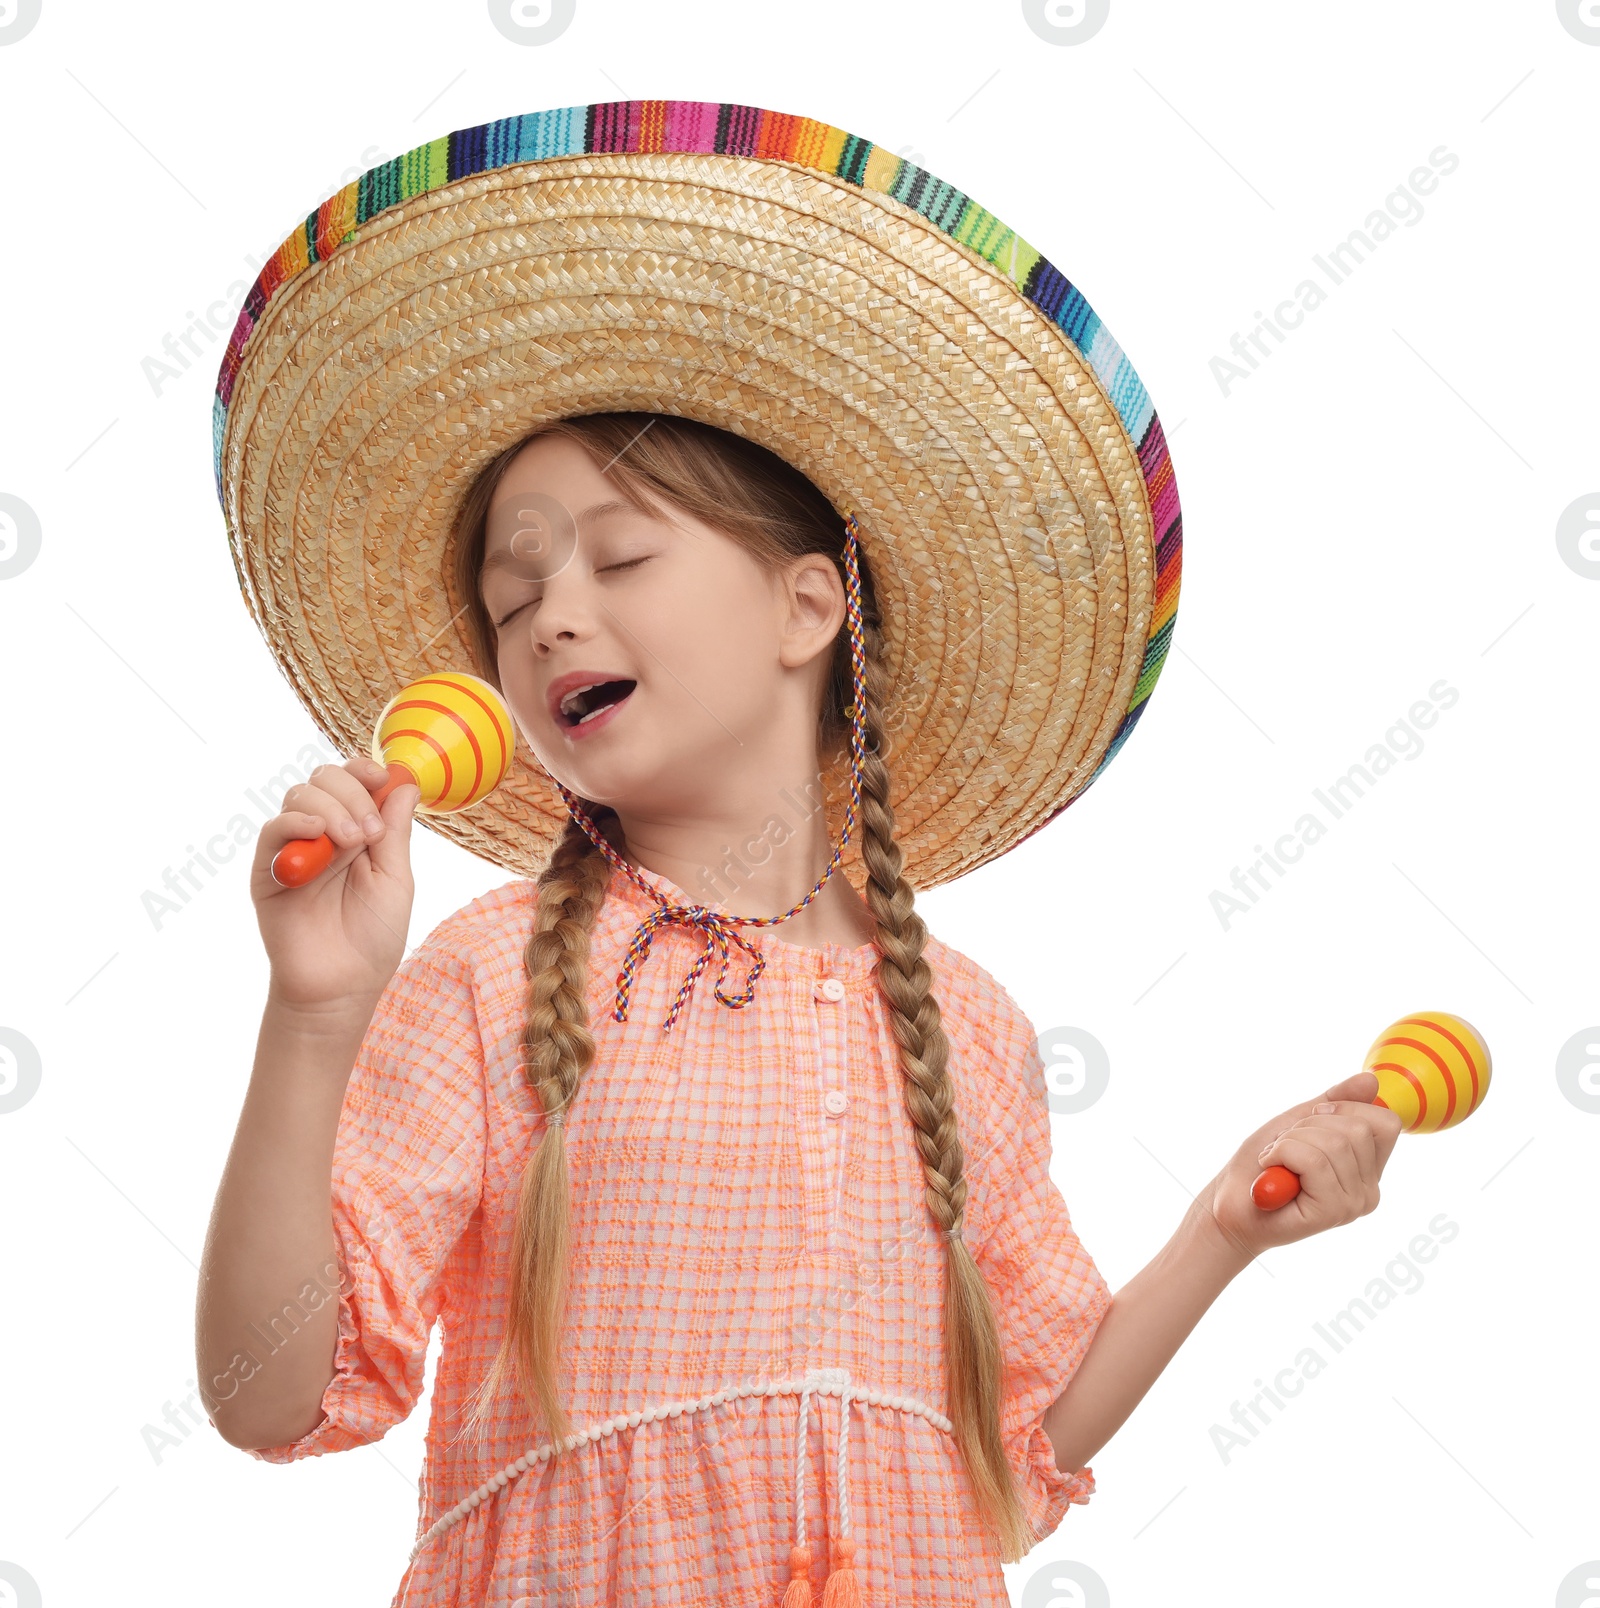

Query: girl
[199,411,1399,1607]
[196,100,1402,1607]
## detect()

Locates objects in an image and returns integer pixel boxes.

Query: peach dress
[244,862,1112,1606]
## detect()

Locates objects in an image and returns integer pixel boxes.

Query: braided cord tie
[784,1369,863,1605]
[792,1383,814,1551]
[554,508,872,1034]
[836,1376,853,1540]
[785,1368,860,1606]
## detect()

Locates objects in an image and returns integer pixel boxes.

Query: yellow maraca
[1251,1011,1492,1209]
[270,671,516,888]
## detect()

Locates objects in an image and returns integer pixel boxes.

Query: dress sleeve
[242,933,487,1463]
[965,977,1114,1545]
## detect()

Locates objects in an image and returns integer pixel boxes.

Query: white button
[823,1088,848,1117]
[815,977,846,1002]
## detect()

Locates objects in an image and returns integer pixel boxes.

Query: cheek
[491,633,542,733]
[643,585,772,712]
[664,564,767,649]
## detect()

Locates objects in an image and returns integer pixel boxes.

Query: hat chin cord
[553,508,872,1036]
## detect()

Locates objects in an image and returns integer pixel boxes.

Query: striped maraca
[270,671,516,888]
[1251,1011,1491,1210]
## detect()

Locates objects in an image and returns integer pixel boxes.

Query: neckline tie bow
[615,898,769,1032]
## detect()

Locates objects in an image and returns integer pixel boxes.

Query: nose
[526,569,597,657]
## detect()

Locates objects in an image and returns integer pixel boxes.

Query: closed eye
[491,556,651,629]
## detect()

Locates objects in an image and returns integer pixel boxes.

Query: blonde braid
[854,619,1035,1563]
[458,809,619,1450]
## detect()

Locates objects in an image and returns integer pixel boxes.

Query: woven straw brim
[218,134,1175,890]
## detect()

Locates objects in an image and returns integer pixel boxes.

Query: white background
[0,2,1594,1605]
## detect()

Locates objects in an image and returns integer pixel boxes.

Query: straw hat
[213,98,1182,891]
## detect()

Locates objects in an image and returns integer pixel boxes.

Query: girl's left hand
[1196,1072,1406,1262]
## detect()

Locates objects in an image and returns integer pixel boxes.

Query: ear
[777,554,845,671]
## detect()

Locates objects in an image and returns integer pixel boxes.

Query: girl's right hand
[250,755,424,1014]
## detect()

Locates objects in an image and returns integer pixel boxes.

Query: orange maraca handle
[1246,1011,1490,1212]
[269,762,415,888]
[1251,1163,1301,1211]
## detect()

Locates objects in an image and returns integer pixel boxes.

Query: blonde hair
[447,412,1035,1560]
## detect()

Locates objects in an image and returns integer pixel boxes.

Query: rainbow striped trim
[212,99,1181,804]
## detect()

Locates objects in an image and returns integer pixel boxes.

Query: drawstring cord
[552,509,872,1033]
[783,1383,815,1603]
[783,1368,864,1608]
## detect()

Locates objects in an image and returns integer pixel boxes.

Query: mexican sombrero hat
[213,98,1182,890]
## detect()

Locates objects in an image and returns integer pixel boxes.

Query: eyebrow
[480,497,647,573]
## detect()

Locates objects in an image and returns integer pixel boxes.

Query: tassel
[820,1535,862,1608]
[781,1543,814,1608]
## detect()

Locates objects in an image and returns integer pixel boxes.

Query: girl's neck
[609,788,878,951]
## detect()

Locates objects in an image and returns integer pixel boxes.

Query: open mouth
[558,678,637,728]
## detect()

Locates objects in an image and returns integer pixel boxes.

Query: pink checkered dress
[244,862,1112,1605]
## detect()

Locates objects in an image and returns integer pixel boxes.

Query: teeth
[559,682,603,718]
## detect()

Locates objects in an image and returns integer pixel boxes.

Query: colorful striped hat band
[555,508,871,1032]
[213,99,1182,895]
